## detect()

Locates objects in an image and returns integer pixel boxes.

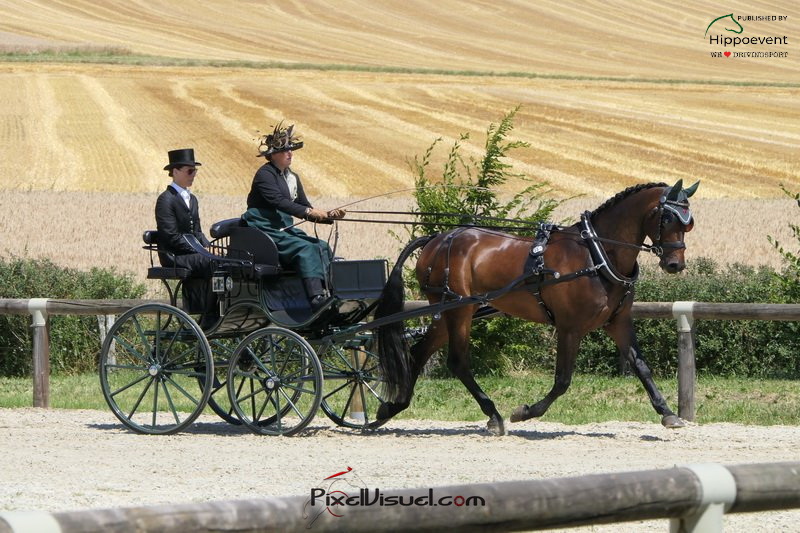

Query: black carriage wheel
[227,327,323,436]
[318,341,388,429]
[99,303,213,435]
[200,337,242,425]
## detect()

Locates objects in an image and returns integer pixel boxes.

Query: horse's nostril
[664,262,685,273]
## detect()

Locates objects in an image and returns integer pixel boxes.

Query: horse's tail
[374,234,436,402]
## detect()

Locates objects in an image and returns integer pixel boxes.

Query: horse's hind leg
[511,328,581,423]
[604,315,685,428]
[445,307,506,436]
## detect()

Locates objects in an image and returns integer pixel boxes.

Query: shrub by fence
[0,257,145,377]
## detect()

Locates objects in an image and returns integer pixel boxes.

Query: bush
[407,106,561,238]
[578,259,798,378]
[440,259,798,379]
[0,257,145,376]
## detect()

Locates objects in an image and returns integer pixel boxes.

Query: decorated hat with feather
[257,122,304,157]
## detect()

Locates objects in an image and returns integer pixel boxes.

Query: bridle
[649,196,692,258]
[582,196,693,260]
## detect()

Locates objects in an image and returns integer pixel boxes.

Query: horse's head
[645,179,699,274]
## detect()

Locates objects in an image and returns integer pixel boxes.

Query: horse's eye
[663,212,675,224]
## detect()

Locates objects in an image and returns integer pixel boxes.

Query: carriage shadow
[87,421,253,436]
[87,421,668,441]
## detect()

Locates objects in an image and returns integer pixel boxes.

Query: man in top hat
[155,148,218,325]
[242,123,345,311]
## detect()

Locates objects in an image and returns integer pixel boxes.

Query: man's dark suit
[155,185,217,319]
[154,185,214,278]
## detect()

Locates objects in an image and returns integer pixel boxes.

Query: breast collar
[580,213,640,287]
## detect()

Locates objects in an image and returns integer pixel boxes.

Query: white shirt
[171,182,192,208]
[283,169,298,200]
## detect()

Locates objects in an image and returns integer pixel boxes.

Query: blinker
[664,202,693,225]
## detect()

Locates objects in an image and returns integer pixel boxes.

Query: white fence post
[27,298,50,408]
[672,301,696,421]
[97,314,116,365]
[670,463,737,533]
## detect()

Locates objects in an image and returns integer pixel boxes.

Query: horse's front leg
[604,313,685,429]
[510,328,582,423]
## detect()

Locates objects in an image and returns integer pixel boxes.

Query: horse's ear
[666,179,683,201]
[684,180,700,198]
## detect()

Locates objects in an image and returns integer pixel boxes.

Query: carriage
[99,179,698,437]
[99,217,397,436]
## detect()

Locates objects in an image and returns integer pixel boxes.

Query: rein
[347,209,541,228]
[328,217,536,232]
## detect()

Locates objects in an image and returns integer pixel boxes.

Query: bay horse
[373,180,698,435]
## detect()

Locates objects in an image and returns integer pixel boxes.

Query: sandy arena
[1,408,798,532]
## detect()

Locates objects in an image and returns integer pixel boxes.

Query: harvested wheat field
[0,59,797,277]
[0,2,798,281]
[0,63,798,199]
[0,0,798,198]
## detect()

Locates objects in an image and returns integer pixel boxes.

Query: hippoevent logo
[706,13,789,59]
[302,467,486,528]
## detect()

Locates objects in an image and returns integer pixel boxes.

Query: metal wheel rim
[227,326,322,436]
[99,303,213,435]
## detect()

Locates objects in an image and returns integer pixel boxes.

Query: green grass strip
[1,50,797,88]
[2,372,798,426]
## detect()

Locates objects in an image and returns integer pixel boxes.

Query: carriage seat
[210,218,282,277]
[142,230,191,280]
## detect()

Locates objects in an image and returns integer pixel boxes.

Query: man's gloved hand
[327,208,346,220]
[306,207,330,222]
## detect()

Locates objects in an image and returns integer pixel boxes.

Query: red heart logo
[724,51,731,57]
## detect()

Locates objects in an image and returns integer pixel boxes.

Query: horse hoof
[487,418,506,436]
[662,415,686,429]
[376,402,393,421]
[366,420,385,430]
[509,405,528,423]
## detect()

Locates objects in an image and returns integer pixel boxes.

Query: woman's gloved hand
[305,207,330,222]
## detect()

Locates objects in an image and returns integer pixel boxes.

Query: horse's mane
[590,182,668,217]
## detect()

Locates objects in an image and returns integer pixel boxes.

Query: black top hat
[257,122,304,157]
[164,148,202,170]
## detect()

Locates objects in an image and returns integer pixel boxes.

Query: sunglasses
[182,167,198,175]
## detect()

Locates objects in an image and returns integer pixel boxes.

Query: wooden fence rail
[1,461,798,532]
[1,299,799,416]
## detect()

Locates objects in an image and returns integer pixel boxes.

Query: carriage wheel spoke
[100,304,212,435]
[228,327,322,436]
